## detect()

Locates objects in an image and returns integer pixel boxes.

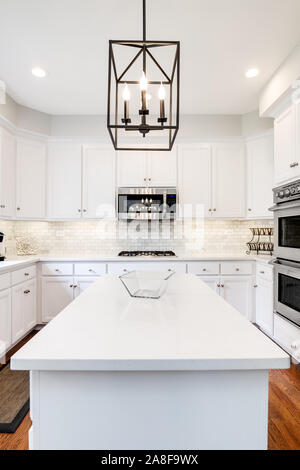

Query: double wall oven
[271,179,300,327]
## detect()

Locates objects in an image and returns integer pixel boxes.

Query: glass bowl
[119,270,175,299]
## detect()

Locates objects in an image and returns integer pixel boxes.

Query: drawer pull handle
[24,290,30,294]
[291,340,300,350]
[221,284,224,288]
[24,272,29,276]
[123,269,128,272]
[73,285,78,288]
[259,271,265,274]
[217,284,221,288]
[88,269,95,273]
[70,284,73,288]
[55,269,60,272]
[290,162,299,168]
[254,285,258,288]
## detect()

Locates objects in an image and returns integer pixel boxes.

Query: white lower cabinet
[0,288,12,352]
[42,274,100,322]
[198,276,220,293]
[74,277,99,297]
[220,276,253,320]
[196,275,253,320]
[42,277,74,323]
[11,279,36,344]
[255,277,274,336]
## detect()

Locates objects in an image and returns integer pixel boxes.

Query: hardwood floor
[0,332,300,450]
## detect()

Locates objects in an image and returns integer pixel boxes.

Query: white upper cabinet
[118,151,147,186]
[246,134,274,218]
[82,145,115,219]
[178,144,212,218]
[0,128,15,218]
[16,139,46,219]
[212,143,246,218]
[147,148,177,186]
[47,143,82,219]
[117,149,177,187]
[274,105,300,185]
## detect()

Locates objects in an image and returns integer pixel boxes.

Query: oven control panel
[274,179,300,204]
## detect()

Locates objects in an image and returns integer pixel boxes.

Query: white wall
[259,43,300,117]
[241,111,273,137]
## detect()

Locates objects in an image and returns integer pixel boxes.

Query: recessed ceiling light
[32,67,47,78]
[245,68,260,78]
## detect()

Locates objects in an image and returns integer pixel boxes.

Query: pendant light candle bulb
[139,72,148,91]
[158,83,166,100]
[122,84,131,101]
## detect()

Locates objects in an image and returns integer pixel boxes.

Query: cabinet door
[212,144,246,218]
[0,128,15,217]
[0,288,11,353]
[274,106,295,185]
[246,134,274,218]
[256,278,274,336]
[220,276,252,320]
[178,145,212,218]
[48,144,82,218]
[197,276,220,293]
[11,284,25,343]
[117,151,147,186]
[82,146,115,219]
[23,279,37,334]
[42,277,74,322]
[147,148,177,187]
[16,139,46,218]
[294,102,300,180]
[74,277,99,297]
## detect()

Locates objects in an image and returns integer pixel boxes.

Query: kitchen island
[11,273,289,450]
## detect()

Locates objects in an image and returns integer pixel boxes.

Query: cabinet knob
[123,269,128,272]
[89,269,95,273]
[202,268,207,272]
[55,269,60,272]
[208,208,212,212]
[254,285,258,288]
[24,289,31,294]
[217,284,221,288]
[248,208,252,212]
[236,268,240,272]
[70,284,73,288]
[144,178,147,181]
[259,271,265,274]
[78,209,81,212]
[149,178,151,181]
[213,208,216,212]
[83,209,87,213]
[17,207,20,211]
[221,284,224,288]
[73,285,78,288]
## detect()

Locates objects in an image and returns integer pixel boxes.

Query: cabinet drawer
[74,262,106,276]
[107,262,186,274]
[221,261,253,275]
[11,265,36,286]
[0,272,10,291]
[256,263,273,282]
[187,262,219,275]
[274,314,300,359]
[42,263,73,276]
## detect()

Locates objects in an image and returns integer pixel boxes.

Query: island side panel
[30,369,268,450]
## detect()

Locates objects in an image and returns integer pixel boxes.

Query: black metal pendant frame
[107,0,180,151]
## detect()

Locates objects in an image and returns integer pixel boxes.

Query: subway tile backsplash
[0,219,273,257]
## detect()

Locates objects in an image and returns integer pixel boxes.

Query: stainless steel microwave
[118,187,177,221]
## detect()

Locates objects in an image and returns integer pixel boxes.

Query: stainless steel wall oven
[271,179,300,326]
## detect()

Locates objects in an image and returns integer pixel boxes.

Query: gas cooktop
[118,251,176,257]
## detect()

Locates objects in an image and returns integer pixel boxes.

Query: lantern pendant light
[107,0,180,151]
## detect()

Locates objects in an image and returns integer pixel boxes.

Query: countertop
[11,273,288,372]
[0,253,274,273]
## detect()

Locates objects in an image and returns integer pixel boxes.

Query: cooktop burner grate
[118,251,176,257]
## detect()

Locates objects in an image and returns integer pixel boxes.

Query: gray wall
[0,93,273,138]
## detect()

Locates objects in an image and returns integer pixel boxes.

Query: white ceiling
[0,0,300,115]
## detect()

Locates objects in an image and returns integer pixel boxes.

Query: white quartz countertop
[11,274,289,372]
